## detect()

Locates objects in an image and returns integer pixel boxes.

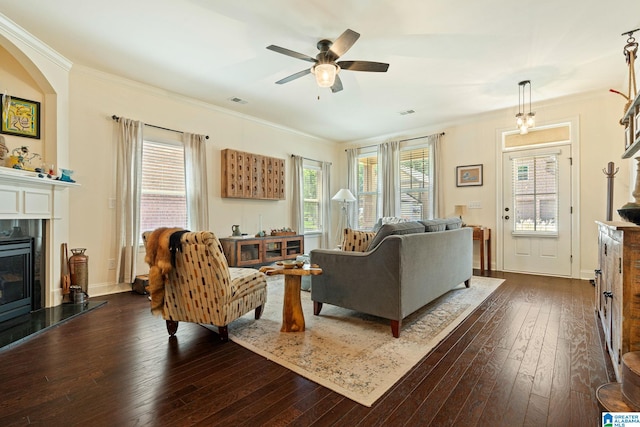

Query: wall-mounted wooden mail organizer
[221,149,285,200]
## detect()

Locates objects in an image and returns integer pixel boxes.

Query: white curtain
[379,140,400,217]
[346,148,359,230]
[183,132,209,231]
[431,133,444,218]
[115,118,143,284]
[320,160,331,248]
[291,155,305,236]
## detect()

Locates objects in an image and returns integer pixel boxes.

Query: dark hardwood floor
[0,271,614,426]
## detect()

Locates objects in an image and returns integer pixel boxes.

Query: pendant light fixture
[516,80,535,134]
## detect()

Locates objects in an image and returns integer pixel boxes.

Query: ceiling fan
[266,29,389,93]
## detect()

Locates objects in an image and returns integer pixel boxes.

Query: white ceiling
[0,1,638,142]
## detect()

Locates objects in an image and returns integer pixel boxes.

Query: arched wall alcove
[0,13,73,308]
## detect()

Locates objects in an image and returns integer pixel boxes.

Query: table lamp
[454,204,468,226]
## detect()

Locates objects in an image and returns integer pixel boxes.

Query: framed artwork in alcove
[1,96,41,139]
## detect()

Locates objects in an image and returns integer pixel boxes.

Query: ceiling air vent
[228,96,248,104]
[399,109,415,116]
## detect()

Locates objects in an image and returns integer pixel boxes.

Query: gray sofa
[310,220,473,338]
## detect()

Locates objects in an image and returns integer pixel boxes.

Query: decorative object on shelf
[515,80,535,135]
[8,146,29,169]
[603,162,619,221]
[0,135,7,160]
[0,96,40,139]
[221,148,285,200]
[231,224,241,236]
[271,227,296,236]
[611,29,639,116]
[456,164,483,187]
[58,168,75,183]
[1,91,10,123]
[618,158,640,225]
[612,29,640,155]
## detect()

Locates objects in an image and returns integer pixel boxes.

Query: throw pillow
[341,228,376,252]
[367,221,426,251]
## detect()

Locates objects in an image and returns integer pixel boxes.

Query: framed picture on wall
[456,164,483,187]
[1,96,41,139]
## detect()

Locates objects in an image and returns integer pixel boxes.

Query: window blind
[399,146,432,221]
[140,140,187,233]
[303,165,322,233]
[357,154,378,229]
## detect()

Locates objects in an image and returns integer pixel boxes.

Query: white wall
[67,66,341,296]
[345,90,629,279]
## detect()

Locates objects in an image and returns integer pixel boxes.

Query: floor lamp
[332,188,356,246]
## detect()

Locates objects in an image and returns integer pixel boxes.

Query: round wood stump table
[259,264,322,332]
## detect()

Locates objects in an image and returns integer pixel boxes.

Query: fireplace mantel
[0,166,78,308]
[0,166,78,221]
[0,167,78,190]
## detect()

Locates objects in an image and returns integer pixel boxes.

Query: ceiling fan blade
[330,75,343,93]
[328,29,360,59]
[275,68,311,84]
[266,45,317,63]
[337,61,389,72]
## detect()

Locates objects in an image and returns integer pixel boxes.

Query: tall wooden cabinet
[596,221,640,380]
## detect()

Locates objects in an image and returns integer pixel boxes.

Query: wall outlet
[468,201,482,209]
[108,198,116,209]
[108,259,116,270]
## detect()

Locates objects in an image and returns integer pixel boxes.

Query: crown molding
[0,13,72,72]
[72,64,336,146]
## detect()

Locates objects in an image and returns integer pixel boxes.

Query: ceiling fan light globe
[313,63,338,88]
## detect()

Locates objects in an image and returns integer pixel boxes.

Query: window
[512,154,558,233]
[303,163,323,233]
[355,143,435,229]
[139,140,187,233]
[400,146,433,221]
[357,153,378,229]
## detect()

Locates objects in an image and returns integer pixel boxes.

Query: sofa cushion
[372,216,408,232]
[443,217,463,229]
[342,228,376,252]
[367,221,426,251]
[419,219,447,232]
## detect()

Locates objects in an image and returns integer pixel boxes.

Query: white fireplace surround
[0,168,77,307]
[1,14,73,309]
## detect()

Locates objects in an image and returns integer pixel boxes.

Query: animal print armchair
[142,229,267,341]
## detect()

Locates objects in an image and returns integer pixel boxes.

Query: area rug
[227,276,504,407]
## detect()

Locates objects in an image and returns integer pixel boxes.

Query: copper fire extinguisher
[68,248,89,298]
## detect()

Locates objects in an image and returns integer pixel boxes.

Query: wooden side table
[259,264,322,332]
[471,226,491,272]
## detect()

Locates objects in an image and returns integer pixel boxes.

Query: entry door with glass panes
[502,145,572,276]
